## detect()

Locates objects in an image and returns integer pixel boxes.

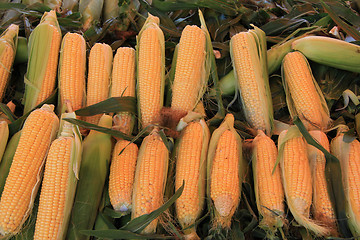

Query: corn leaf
[80,229,174,239]
[0,103,16,122]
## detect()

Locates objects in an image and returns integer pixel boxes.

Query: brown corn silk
[85,43,113,125]
[331,126,360,236]
[282,51,330,130]
[307,130,337,236]
[0,24,18,102]
[109,140,138,212]
[207,114,244,229]
[278,127,328,236]
[58,33,86,114]
[111,47,136,135]
[252,130,285,236]
[171,25,207,118]
[175,119,210,239]
[0,104,59,237]
[132,129,169,233]
[136,14,165,129]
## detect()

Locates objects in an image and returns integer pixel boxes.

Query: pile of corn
[0,8,360,240]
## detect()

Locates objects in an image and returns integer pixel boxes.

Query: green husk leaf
[0,103,16,122]
[75,96,136,117]
[103,207,127,218]
[80,229,174,239]
[79,0,104,31]
[123,182,184,233]
[66,115,113,240]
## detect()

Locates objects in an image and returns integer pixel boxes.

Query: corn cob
[58,33,86,114]
[0,104,59,237]
[23,11,61,114]
[111,47,136,135]
[230,27,273,136]
[207,114,244,229]
[278,127,328,236]
[307,130,337,236]
[34,112,82,240]
[282,51,330,130]
[66,114,112,240]
[0,24,18,103]
[0,121,8,164]
[136,14,165,129]
[132,128,169,234]
[252,130,285,236]
[292,36,360,73]
[79,0,104,31]
[171,25,207,118]
[175,119,210,239]
[331,126,360,237]
[109,139,138,212]
[85,43,113,125]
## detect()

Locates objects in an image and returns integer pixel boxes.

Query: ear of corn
[58,32,86,114]
[0,121,9,164]
[252,130,285,237]
[66,114,112,240]
[170,25,208,118]
[207,114,244,229]
[79,0,104,31]
[34,112,82,240]
[307,130,337,236]
[109,139,138,213]
[111,47,136,135]
[230,26,273,136]
[85,43,113,125]
[278,126,328,236]
[281,51,330,130]
[331,126,360,236]
[175,119,210,239]
[0,104,59,237]
[132,128,169,234]
[0,24,18,102]
[292,36,360,73]
[23,11,61,114]
[136,14,165,129]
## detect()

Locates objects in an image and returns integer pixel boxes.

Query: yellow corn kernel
[58,33,86,113]
[171,25,206,117]
[0,24,18,102]
[282,51,330,130]
[0,104,59,237]
[109,140,138,212]
[307,130,337,235]
[230,32,270,134]
[253,130,284,232]
[348,139,360,229]
[85,43,113,125]
[0,121,9,163]
[132,129,169,234]
[210,129,240,228]
[137,15,164,129]
[24,11,62,113]
[111,47,136,135]
[175,120,209,238]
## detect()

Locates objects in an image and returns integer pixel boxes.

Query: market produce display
[0,1,360,239]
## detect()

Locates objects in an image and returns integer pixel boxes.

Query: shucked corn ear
[171,24,208,118]
[292,36,360,73]
[58,33,86,114]
[23,11,61,114]
[207,114,244,229]
[252,130,285,237]
[132,128,169,234]
[307,130,337,236]
[175,118,210,239]
[230,26,273,136]
[331,126,360,237]
[66,114,112,240]
[34,112,82,240]
[136,14,165,129]
[111,47,136,135]
[278,127,328,236]
[0,24,18,102]
[85,43,113,125]
[109,139,138,212]
[282,51,330,130]
[0,104,59,237]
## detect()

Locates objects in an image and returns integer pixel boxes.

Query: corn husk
[79,0,104,31]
